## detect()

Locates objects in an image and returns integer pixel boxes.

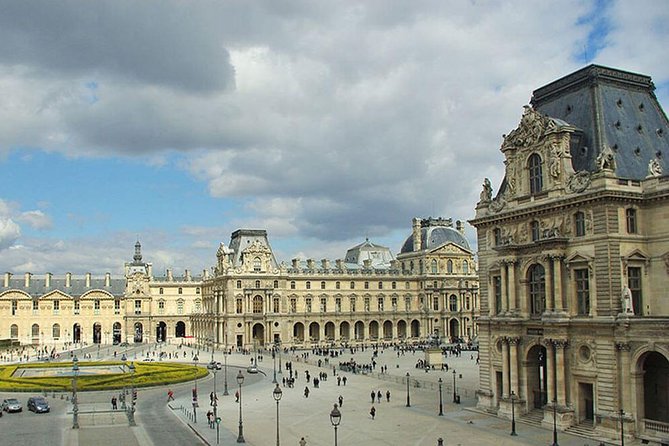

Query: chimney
[307,259,315,269]
[85,272,91,287]
[148,264,153,277]
[390,260,400,270]
[202,269,209,280]
[167,269,173,281]
[45,272,52,288]
[3,272,11,288]
[105,272,111,287]
[363,259,372,269]
[292,258,300,269]
[412,218,422,252]
[321,259,330,270]
[335,259,344,270]
[65,272,71,287]
[185,269,191,281]
[24,272,32,288]
[456,220,465,234]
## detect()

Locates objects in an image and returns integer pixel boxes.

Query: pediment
[42,290,74,300]
[621,248,650,261]
[0,289,31,299]
[565,252,594,264]
[429,242,473,256]
[81,289,114,299]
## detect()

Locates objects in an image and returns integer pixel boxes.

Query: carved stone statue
[549,141,561,178]
[622,286,634,314]
[596,146,616,172]
[480,178,493,202]
[648,157,663,177]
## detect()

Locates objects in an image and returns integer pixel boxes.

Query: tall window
[364,297,370,311]
[336,281,341,289]
[158,300,165,314]
[431,259,438,273]
[33,299,39,313]
[378,281,383,290]
[255,280,261,288]
[447,260,453,273]
[178,287,183,294]
[236,280,242,289]
[94,299,100,315]
[432,296,439,311]
[575,268,590,315]
[134,299,141,315]
[273,281,278,289]
[11,300,17,316]
[350,297,356,312]
[320,297,327,312]
[574,211,586,237]
[290,298,297,313]
[10,324,18,339]
[52,323,61,339]
[494,228,502,246]
[628,267,642,315]
[53,300,60,314]
[364,281,369,289]
[75,299,81,315]
[391,297,397,309]
[306,298,312,313]
[321,281,326,290]
[236,298,243,314]
[177,299,184,314]
[392,281,397,290]
[531,220,540,242]
[253,257,261,272]
[114,299,120,314]
[306,281,311,290]
[493,276,502,315]
[449,295,457,311]
[405,296,411,310]
[335,298,341,312]
[528,264,546,316]
[159,287,164,295]
[350,281,355,289]
[253,295,263,313]
[529,153,543,194]
[378,297,384,311]
[290,281,296,290]
[273,297,280,313]
[463,260,469,274]
[626,208,637,234]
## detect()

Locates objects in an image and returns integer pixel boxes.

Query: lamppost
[552,398,559,446]
[438,377,444,416]
[72,356,79,429]
[128,362,136,426]
[193,355,199,424]
[223,348,229,396]
[406,372,411,407]
[510,391,517,436]
[330,403,341,446]
[273,383,282,446]
[207,359,220,444]
[121,353,127,410]
[278,341,282,375]
[236,370,245,443]
[620,409,625,446]
[272,347,277,384]
[452,369,458,403]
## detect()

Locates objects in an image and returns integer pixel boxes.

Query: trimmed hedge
[0,361,209,392]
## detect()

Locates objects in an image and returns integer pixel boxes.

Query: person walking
[235,390,240,403]
[371,390,375,403]
[304,386,310,398]
[386,390,391,402]
[111,396,117,410]
[167,389,174,402]
[299,437,307,446]
[342,376,347,386]
[338,395,343,407]
[370,405,376,420]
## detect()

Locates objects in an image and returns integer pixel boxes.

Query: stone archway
[175,321,186,338]
[293,322,305,342]
[410,319,420,338]
[72,323,81,343]
[252,323,265,346]
[339,321,350,341]
[308,322,320,342]
[397,320,407,339]
[156,321,167,343]
[369,320,379,340]
[449,318,460,342]
[113,322,122,344]
[525,344,547,409]
[324,322,335,341]
[134,322,143,343]
[93,323,102,344]
[383,320,393,340]
[638,351,669,423]
[354,321,365,341]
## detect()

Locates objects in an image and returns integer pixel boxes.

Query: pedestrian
[111,396,117,410]
[337,376,341,386]
[371,390,375,403]
[386,390,390,402]
[167,389,174,402]
[338,395,343,407]
[299,437,307,446]
[206,410,213,428]
[342,376,347,386]
[304,386,310,398]
[235,390,240,403]
[370,405,376,420]
[377,390,382,403]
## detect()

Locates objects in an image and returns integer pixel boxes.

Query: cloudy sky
[0,0,667,277]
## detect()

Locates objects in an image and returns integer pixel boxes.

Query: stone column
[545,257,554,312]
[509,337,520,396]
[500,264,508,313]
[508,260,517,313]
[553,256,564,312]
[554,340,568,406]
[545,340,555,404]
[502,337,510,399]
[616,342,632,413]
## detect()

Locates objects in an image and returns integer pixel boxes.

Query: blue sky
[0,0,668,276]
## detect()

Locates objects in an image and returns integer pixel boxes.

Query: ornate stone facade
[471,65,669,445]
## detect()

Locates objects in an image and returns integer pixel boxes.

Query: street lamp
[128,362,136,426]
[552,398,559,446]
[72,356,79,429]
[438,377,444,416]
[620,409,625,446]
[236,370,245,443]
[272,348,277,384]
[121,353,127,410]
[223,348,229,396]
[330,403,341,446]
[273,383,283,446]
[406,372,411,407]
[278,342,282,375]
[208,359,220,445]
[193,355,199,424]
[452,369,458,403]
[510,391,517,436]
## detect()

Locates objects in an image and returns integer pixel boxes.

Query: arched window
[449,295,457,311]
[253,295,263,313]
[253,257,261,272]
[52,323,61,339]
[178,287,183,294]
[10,324,18,339]
[463,260,469,274]
[306,281,311,290]
[447,260,453,273]
[290,281,296,290]
[32,323,40,338]
[431,259,438,273]
[528,264,546,316]
[255,280,261,288]
[159,287,164,295]
[529,153,543,194]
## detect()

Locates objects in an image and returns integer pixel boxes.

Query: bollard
[437,438,444,446]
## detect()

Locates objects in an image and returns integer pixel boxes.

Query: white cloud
[0,217,20,250]
[17,210,52,230]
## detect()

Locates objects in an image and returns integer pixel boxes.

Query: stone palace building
[471,65,669,445]
[0,217,479,352]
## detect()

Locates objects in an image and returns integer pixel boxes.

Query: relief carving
[502,106,557,150]
[648,157,663,177]
[566,171,591,193]
[480,178,493,203]
[596,146,616,172]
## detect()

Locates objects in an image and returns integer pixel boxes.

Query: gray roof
[400,226,471,254]
[344,239,395,267]
[1,277,126,297]
[530,64,669,179]
[228,229,279,269]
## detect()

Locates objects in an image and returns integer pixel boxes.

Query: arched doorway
[113,322,122,344]
[293,322,305,342]
[369,320,379,340]
[93,323,102,344]
[252,323,265,346]
[175,321,186,338]
[383,320,393,340]
[339,321,350,341]
[134,322,143,343]
[449,318,460,342]
[397,320,407,339]
[526,344,547,409]
[156,321,167,342]
[639,351,669,423]
[73,323,81,343]
[32,324,40,343]
[354,321,365,341]
[308,322,320,342]
[410,319,420,338]
[324,322,335,341]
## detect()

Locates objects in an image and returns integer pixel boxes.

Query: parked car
[215,362,222,370]
[2,398,22,413]
[27,396,50,413]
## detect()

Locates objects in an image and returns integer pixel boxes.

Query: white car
[2,398,22,413]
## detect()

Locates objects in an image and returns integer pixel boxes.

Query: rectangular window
[11,300,17,316]
[335,298,341,312]
[321,281,326,290]
[494,228,502,246]
[273,298,280,313]
[33,299,39,314]
[433,296,439,311]
[134,299,141,315]
[236,298,243,314]
[114,299,120,315]
[336,281,341,290]
[364,297,370,311]
[94,299,101,315]
[53,300,60,315]
[626,208,637,234]
[628,267,642,315]
[574,212,586,237]
[290,298,297,313]
[158,300,165,314]
[493,276,502,315]
[575,269,590,315]
[392,281,397,290]
[306,281,311,290]
[378,281,383,290]
[391,297,397,310]
[531,221,540,242]
[350,281,355,289]
[405,296,411,311]
[306,298,312,313]
[74,300,81,315]
[378,298,384,311]
[290,281,296,290]
[350,298,356,312]
[364,281,369,289]
[320,298,327,312]
[177,301,184,315]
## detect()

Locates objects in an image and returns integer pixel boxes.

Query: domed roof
[400,226,471,253]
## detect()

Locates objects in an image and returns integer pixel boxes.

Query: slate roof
[1,276,126,297]
[530,64,669,179]
[400,226,471,254]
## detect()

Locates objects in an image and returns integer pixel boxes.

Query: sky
[1,0,668,277]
